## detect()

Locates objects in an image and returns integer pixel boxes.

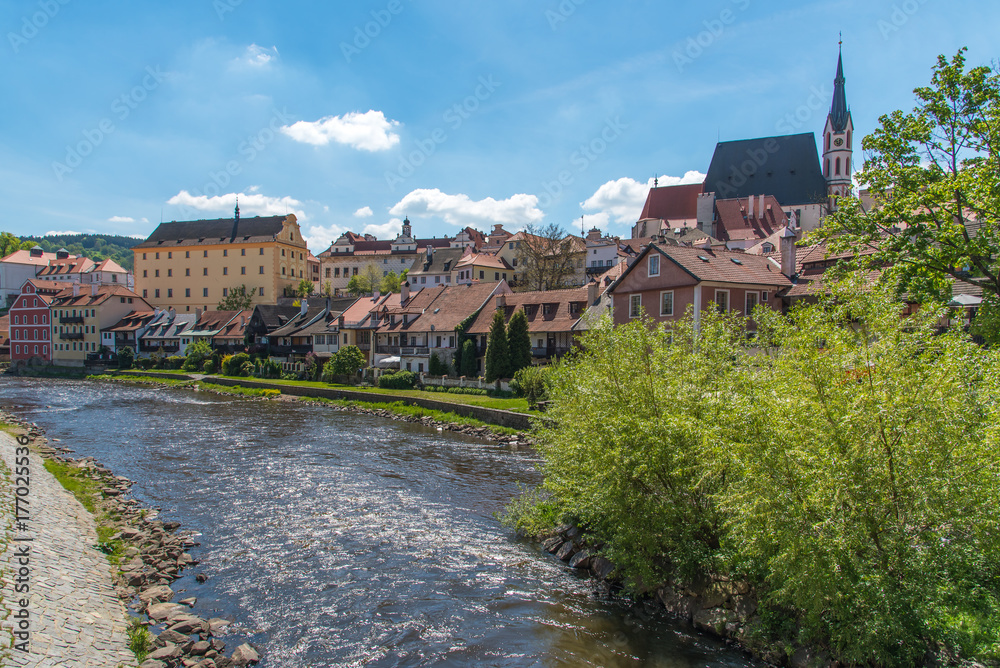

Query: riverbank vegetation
[42,459,127,566]
[506,280,1000,666]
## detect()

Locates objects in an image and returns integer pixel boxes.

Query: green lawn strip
[224,377,532,413]
[89,374,194,388]
[41,459,127,567]
[298,396,522,437]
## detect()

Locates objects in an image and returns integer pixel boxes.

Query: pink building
[8,280,71,363]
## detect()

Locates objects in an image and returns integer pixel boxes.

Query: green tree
[814,49,1000,337]
[117,346,134,369]
[218,285,257,310]
[515,223,581,291]
[428,352,448,376]
[297,278,314,298]
[327,345,366,376]
[380,271,402,294]
[182,338,213,371]
[0,231,22,258]
[459,339,477,377]
[505,308,532,373]
[484,309,510,381]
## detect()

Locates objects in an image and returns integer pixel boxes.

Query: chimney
[747,195,754,219]
[401,280,410,303]
[758,194,765,220]
[154,307,161,317]
[780,226,798,278]
[240,315,246,328]
[168,307,176,322]
[587,280,599,304]
[496,294,506,309]
[72,284,80,297]
[300,299,308,316]
[90,283,98,296]
[426,245,434,261]
[696,192,716,236]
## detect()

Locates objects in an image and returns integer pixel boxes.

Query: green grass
[300,396,522,436]
[233,377,532,413]
[89,373,195,388]
[126,617,153,663]
[199,382,281,398]
[42,460,127,565]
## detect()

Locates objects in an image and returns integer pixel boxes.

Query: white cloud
[44,230,81,236]
[107,216,149,224]
[354,206,374,218]
[167,190,306,220]
[580,170,705,226]
[363,219,402,239]
[280,110,401,152]
[389,189,544,228]
[301,224,348,253]
[241,44,279,67]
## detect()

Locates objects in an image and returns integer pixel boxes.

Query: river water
[0,378,755,668]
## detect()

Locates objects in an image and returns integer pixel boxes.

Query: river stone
[179,597,197,607]
[148,642,184,661]
[230,643,260,666]
[692,606,737,636]
[139,660,167,668]
[147,602,187,621]
[139,584,174,604]
[209,618,231,635]
[541,536,562,553]
[193,660,217,668]
[568,550,592,569]
[191,640,211,656]
[589,556,615,580]
[156,628,190,646]
[555,540,577,561]
[169,615,209,635]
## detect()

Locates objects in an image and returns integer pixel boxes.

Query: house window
[259,248,264,255]
[203,288,208,297]
[259,288,264,297]
[281,267,286,275]
[155,252,160,259]
[186,251,190,258]
[479,271,484,280]
[648,254,660,277]
[334,268,340,277]
[204,250,208,257]
[241,267,246,275]
[241,248,246,256]
[143,270,148,277]
[167,289,173,298]
[204,268,208,276]
[155,269,160,278]
[186,268,191,276]
[259,266,264,274]
[281,249,285,257]
[223,249,228,257]
[353,267,358,276]
[168,252,172,259]
[223,267,228,275]
[629,294,642,318]
[745,291,758,315]
[223,288,228,297]
[326,268,331,278]
[155,289,160,298]
[167,269,172,277]
[143,290,148,298]
[761,291,769,303]
[185,288,191,298]
[660,291,674,317]
[715,290,729,313]
[143,253,147,260]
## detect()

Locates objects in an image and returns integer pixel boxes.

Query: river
[0,378,755,668]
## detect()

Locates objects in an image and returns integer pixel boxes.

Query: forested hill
[19,234,140,271]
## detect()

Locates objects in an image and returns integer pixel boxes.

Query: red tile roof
[638,183,704,221]
[714,196,784,242]
[466,286,590,335]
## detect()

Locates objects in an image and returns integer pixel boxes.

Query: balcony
[532,346,572,358]
[60,332,84,340]
[376,345,401,355]
[401,347,430,356]
[269,344,314,357]
[60,316,84,324]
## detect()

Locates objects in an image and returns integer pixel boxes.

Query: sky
[1,0,996,254]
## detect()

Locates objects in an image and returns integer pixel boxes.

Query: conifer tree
[484,309,510,382]
[506,308,532,374]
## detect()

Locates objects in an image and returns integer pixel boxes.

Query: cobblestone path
[0,432,135,668]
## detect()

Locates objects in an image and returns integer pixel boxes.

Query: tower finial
[654,174,659,188]
[235,196,240,223]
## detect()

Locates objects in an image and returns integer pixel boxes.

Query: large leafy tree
[515,223,581,292]
[0,231,23,257]
[296,278,314,298]
[380,270,402,294]
[815,49,1000,322]
[218,285,257,310]
[484,309,510,381]
[506,308,532,373]
[346,263,386,296]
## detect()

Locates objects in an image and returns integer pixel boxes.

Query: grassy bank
[93,374,526,438]
[42,459,126,566]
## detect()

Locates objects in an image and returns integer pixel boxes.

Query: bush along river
[0,378,758,667]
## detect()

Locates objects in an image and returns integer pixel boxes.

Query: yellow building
[50,284,151,366]
[133,209,308,312]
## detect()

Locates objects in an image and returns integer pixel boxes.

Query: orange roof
[466,286,590,335]
[639,183,704,221]
[93,258,128,272]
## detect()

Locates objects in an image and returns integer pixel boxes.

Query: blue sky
[1,0,995,253]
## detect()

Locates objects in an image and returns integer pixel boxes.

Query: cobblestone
[0,432,135,667]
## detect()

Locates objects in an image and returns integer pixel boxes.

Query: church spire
[234,197,240,223]
[829,42,850,132]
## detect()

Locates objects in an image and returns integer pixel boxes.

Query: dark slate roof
[704,133,828,206]
[407,247,467,276]
[135,215,288,249]
[829,52,850,133]
[250,304,302,330]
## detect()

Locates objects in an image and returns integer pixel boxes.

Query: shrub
[428,353,448,376]
[165,356,185,370]
[239,360,255,377]
[222,352,251,376]
[254,358,282,379]
[511,366,548,408]
[201,359,216,374]
[326,345,366,377]
[182,339,213,371]
[117,346,134,370]
[135,357,155,370]
[378,371,417,389]
[459,339,477,377]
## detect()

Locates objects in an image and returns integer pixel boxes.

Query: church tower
[823,43,853,209]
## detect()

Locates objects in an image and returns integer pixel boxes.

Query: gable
[615,250,698,293]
